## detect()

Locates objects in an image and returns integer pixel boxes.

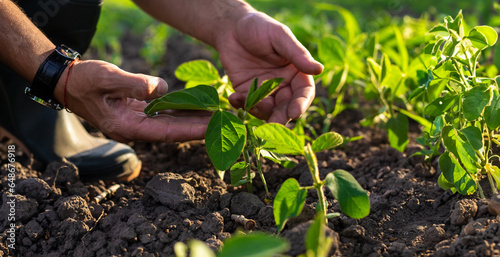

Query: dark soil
[1,32,500,257]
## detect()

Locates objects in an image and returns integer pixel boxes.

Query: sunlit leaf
[311,132,343,152]
[325,170,370,219]
[255,123,304,155]
[274,178,307,232]
[144,85,219,115]
[206,110,246,171]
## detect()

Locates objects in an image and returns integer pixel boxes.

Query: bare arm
[0,1,55,83]
[131,0,254,48]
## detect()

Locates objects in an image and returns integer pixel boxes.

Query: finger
[120,114,210,142]
[108,67,168,100]
[249,95,275,120]
[229,92,246,109]
[271,24,324,75]
[268,86,293,124]
[288,73,315,119]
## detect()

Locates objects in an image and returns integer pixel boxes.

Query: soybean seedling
[145,60,295,195]
[253,123,370,233]
[417,11,500,197]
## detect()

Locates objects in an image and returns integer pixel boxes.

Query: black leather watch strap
[26,45,80,110]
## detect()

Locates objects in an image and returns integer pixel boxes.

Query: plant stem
[243,150,253,194]
[304,144,328,221]
[487,171,499,195]
[255,150,270,196]
[477,182,485,199]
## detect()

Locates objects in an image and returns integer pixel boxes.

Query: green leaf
[469,26,498,48]
[311,132,343,152]
[467,27,489,50]
[273,178,307,232]
[463,86,490,121]
[424,94,457,117]
[398,109,432,132]
[218,232,289,257]
[254,123,304,155]
[367,58,381,85]
[318,35,346,67]
[487,164,500,190]
[205,110,246,171]
[305,215,334,257]
[260,149,296,169]
[429,25,450,37]
[144,85,219,115]
[437,173,457,192]
[438,152,476,195]
[485,90,500,130]
[325,170,370,219]
[460,126,483,151]
[175,60,220,83]
[387,113,409,152]
[442,126,478,174]
[393,26,409,72]
[230,162,248,186]
[245,78,284,111]
[329,66,349,96]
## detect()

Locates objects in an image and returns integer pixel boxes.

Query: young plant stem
[487,171,499,195]
[304,144,328,222]
[477,182,485,199]
[243,150,253,194]
[255,150,270,196]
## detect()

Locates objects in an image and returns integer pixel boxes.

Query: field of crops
[1,0,500,256]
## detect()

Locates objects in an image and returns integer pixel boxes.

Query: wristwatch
[25,45,81,110]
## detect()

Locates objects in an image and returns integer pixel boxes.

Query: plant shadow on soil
[1,32,500,257]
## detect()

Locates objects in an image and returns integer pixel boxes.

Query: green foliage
[256,123,370,234]
[205,110,246,171]
[420,11,500,197]
[244,78,283,111]
[144,85,219,115]
[273,178,307,232]
[146,60,291,194]
[324,170,371,219]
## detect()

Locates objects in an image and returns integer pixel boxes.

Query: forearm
[132,0,255,48]
[0,0,55,83]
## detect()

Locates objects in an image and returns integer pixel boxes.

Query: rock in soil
[230,192,265,218]
[144,172,195,211]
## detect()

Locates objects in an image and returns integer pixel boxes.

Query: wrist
[208,1,256,47]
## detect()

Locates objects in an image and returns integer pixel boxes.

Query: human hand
[215,12,323,124]
[53,60,210,143]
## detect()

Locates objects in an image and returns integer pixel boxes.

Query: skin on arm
[132,0,324,124]
[0,0,210,143]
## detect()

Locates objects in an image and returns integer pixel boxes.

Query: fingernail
[156,78,168,96]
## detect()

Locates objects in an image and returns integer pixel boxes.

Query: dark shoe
[0,65,141,182]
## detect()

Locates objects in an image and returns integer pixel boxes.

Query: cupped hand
[54,60,210,143]
[215,12,324,124]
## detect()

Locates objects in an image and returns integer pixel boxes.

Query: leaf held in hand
[245,78,284,111]
[144,85,219,115]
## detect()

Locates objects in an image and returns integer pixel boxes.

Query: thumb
[112,69,168,100]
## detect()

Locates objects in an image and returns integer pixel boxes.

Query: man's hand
[53,60,210,143]
[216,12,324,124]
